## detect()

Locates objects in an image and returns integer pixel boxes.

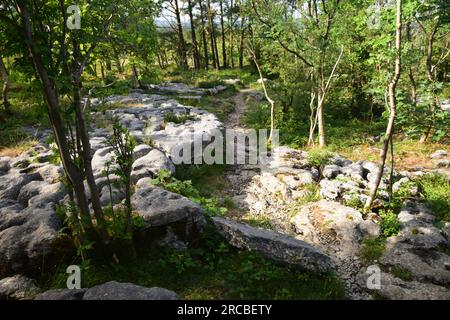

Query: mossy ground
[42,226,345,300]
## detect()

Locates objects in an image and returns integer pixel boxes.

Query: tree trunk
[249,47,275,143]
[229,0,235,68]
[187,0,200,69]
[317,93,326,148]
[173,0,188,68]
[207,0,220,69]
[132,64,143,88]
[220,0,227,68]
[364,0,402,212]
[0,52,10,111]
[239,17,246,69]
[199,0,209,69]
[72,78,109,243]
[17,2,96,237]
[100,62,105,84]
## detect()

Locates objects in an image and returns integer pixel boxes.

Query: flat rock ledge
[211,217,332,274]
[34,281,179,300]
[132,184,206,248]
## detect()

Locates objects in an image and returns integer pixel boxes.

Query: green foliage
[151,169,227,216]
[42,226,345,299]
[163,112,196,124]
[306,149,333,167]
[102,206,145,240]
[379,209,401,238]
[417,173,450,222]
[242,215,274,230]
[391,266,413,281]
[197,79,225,89]
[359,238,386,265]
[345,193,364,210]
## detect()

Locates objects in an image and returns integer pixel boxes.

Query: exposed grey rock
[82,281,179,300]
[212,217,332,273]
[133,144,152,161]
[442,222,450,239]
[100,185,125,207]
[0,157,11,173]
[0,172,42,200]
[256,172,289,199]
[0,274,40,300]
[36,164,63,184]
[323,165,341,179]
[395,202,448,249]
[341,163,364,180]
[0,205,64,277]
[376,201,450,289]
[17,181,44,206]
[319,179,341,200]
[28,183,65,209]
[148,82,205,96]
[434,159,450,168]
[430,150,448,159]
[224,78,241,85]
[135,177,153,190]
[291,200,380,258]
[331,156,352,167]
[392,177,418,196]
[0,203,25,232]
[358,271,450,300]
[131,149,175,183]
[91,146,115,178]
[359,160,379,173]
[131,186,205,244]
[380,241,450,286]
[35,289,86,300]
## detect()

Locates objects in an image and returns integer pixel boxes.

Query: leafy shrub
[416,173,450,222]
[196,79,225,88]
[379,209,401,238]
[306,149,333,167]
[163,112,196,124]
[151,170,227,216]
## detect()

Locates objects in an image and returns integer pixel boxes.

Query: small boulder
[323,165,341,179]
[35,289,86,300]
[131,149,175,183]
[131,186,205,245]
[82,281,179,300]
[0,275,40,300]
[212,217,332,274]
[430,150,448,159]
[291,200,380,257]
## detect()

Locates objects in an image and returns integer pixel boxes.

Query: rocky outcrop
[132,185,206,247]
[357,271,450,300]
[373,201,450,298]
[0,275,40,300]
[291,200,380,258]
[83,281,179,300]
[89,93,224,161]
[211,217,332,274]
[0,148,71,278]
[35,289,86,300]
[0,92,225,277]
[35,281,179,300]
[0,204,68,277]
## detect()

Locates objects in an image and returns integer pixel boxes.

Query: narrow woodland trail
[221,88,262,219]
[226,88,254,129]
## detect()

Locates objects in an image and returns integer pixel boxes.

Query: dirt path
[225,88,254,129]
[221,88,262,219]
